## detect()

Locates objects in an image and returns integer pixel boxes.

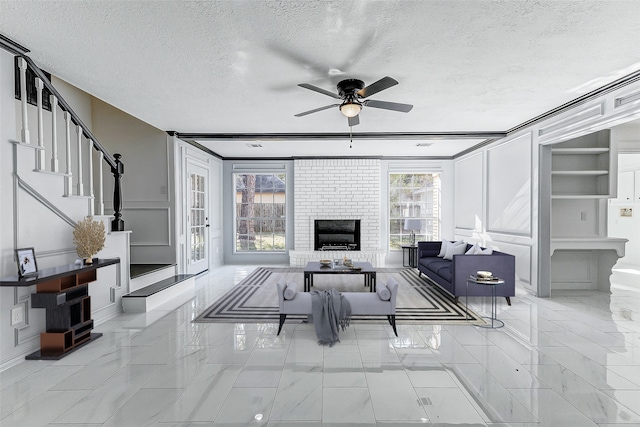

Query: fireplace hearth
[314,219,361,251]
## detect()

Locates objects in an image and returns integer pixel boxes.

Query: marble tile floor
[1,264,639,426]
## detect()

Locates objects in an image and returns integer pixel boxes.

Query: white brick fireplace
[289,158,386,266]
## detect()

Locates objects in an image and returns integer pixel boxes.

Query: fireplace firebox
[314,219,361,251]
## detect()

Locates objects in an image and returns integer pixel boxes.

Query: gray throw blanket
[310,289,351,346]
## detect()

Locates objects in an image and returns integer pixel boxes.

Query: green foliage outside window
[389,173,440,250]
[235,173,286,252]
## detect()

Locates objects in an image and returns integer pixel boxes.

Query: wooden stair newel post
[111,153,124,232]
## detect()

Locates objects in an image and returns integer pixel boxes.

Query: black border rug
[194,267,485,325]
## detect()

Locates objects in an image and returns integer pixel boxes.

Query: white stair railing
[63,111,72,197]
[76,125,84,196]
[4,34,124,231]
[88,139,95,215]
[35,77,46,170]
[51,95,59,172]
[18,58,30,144]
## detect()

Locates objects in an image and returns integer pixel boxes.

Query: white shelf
[551,237,628,257]
[551,170,608,176]
[551,148,610,155]
[551,194,610,199]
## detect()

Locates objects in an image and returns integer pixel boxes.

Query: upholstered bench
[276,278,399,336]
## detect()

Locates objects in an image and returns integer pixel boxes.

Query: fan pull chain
[349,126,353,148]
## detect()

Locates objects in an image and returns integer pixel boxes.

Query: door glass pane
[190,173,206,263]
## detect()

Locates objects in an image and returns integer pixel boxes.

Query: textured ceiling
[1,1,640,158]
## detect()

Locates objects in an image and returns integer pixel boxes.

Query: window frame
[388,171,441,251]
[233,172,287,254]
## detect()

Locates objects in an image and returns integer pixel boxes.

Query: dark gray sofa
[417,241,515,305]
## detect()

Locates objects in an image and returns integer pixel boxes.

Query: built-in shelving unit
[551,130,613,198]
[0,258,120,360]
[549,129,626,292]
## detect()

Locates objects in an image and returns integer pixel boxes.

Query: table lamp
[403,218,422,246]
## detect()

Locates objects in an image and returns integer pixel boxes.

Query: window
[189,172,206,263]
[234,173,286,252]
[389,173,441,249]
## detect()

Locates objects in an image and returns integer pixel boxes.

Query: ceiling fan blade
[363,99,413,113]
[357,76,399,98]
[298,83,342,99]
[348,115,360,127]
[294,104,339,117]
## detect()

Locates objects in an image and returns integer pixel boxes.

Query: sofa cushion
[418,256,439,270]
[444,243,467,260]
[426,259,451,275]
[436,265,452,282]
[478,247,493,255]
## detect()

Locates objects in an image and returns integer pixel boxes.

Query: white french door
[186,163,209,275]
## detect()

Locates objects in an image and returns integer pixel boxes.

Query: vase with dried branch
[73,217,106,264]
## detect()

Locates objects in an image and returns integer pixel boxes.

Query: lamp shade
[403,218,422,231]
[340,102,361,118]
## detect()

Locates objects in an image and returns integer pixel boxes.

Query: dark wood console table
[0,258,120,360]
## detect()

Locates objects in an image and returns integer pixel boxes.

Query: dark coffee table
[303,261,377,292]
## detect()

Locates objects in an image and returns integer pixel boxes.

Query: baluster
[88,140,95,216]
[98,151,104,215]
[76,126,84,195]
[64,112,72,196]
[111,153,124,231]
[35,78,46,170]
[18,58,30,144]
[50,95,59,172]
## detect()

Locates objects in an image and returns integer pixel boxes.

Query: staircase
[3,36,125,229]
[3,34,196,316]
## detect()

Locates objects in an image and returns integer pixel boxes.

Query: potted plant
[73,216,106,264]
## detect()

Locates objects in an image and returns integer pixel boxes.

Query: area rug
[194,267,485,325]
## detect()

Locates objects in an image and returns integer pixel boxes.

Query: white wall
[609,151,640,268]
[91,98,175,265]
[294,159,381,252]
[454,132,537,295]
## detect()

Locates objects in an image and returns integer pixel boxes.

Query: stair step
[131,263,174,279]
[129,264,176,292]
[124,275,194,297]
[122,274,195,313]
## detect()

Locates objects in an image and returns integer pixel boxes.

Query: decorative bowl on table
[319,259,332,266]
[476,271,493,279]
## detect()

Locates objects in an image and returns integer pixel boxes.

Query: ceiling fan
[294,76,413,126]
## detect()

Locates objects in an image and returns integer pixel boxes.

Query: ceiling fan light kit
[340,102,361,118]
[296,76,413,126]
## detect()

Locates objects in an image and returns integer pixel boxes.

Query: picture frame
[16,247,38,278]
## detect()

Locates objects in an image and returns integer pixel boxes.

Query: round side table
[466,276,505,329]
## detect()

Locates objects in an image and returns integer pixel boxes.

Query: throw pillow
[376,283,391,301]
[477,247,493,255]
[465,243,479,255]
[437,240,450,257]
[283,282,298,300]
[444,242,467,260]
[438,240,464,257]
